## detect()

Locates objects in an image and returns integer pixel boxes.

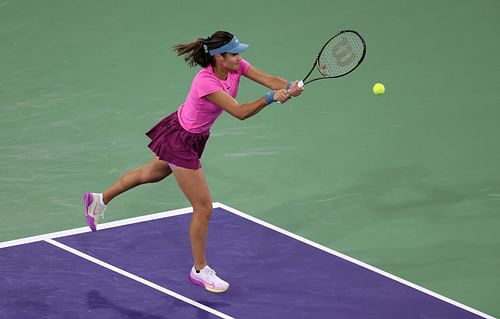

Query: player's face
[221,53,241,71]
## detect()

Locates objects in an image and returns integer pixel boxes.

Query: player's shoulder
[192,67,224,91]
[194,67,219,82]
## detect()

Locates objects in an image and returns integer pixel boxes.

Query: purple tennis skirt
[146,111,209,170]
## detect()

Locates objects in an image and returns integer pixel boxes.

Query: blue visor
[208,36,249,56]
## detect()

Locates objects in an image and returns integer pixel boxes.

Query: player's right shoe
[83,192,107,232]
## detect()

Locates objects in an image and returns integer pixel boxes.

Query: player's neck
[212,65,228,81]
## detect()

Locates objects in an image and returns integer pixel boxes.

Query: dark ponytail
[174,31,234,68]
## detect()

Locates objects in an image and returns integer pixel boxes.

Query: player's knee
[194,201,213,218]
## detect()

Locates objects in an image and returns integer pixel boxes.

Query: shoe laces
[204,266,217,281]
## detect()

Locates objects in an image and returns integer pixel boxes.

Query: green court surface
[1,0,499,317]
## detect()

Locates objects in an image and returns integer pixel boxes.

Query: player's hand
[288,80,304,97]
[274,89,291,103]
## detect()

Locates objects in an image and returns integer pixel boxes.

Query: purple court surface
[0,203,494,319]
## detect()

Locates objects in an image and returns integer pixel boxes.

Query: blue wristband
[286,81,292,90]
[264,91,275,104]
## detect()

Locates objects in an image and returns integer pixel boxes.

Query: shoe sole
[188,273,229,293]
[83,192,97,232]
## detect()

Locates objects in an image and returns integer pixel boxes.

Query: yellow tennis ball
[372,83,385,95]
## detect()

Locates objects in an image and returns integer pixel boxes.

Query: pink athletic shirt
[177,58,251,133]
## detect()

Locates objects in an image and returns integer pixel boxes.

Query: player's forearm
[235,98,269,120]
[266,76,289,90]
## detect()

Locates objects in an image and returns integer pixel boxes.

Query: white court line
[45,239,234,319]
[0,202,495,318]
[214,203,496,319]
[0,206,194,249]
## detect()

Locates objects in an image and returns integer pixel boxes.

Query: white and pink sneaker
[83,192,107,232]
[189,265,229,293]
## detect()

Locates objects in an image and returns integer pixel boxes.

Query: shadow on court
[87,290,231,319]
[87,290,167,319]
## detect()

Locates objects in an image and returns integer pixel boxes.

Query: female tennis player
[83,30,304,293]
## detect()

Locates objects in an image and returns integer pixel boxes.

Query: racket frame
[302,30,366,85]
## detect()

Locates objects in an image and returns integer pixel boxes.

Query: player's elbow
[235,113,248,121]
[224,103,248,120]
[227,110,245,120]
[232,108,250,120]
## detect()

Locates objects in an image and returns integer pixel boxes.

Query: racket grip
[278,80,304,104]
[286,80,304,93]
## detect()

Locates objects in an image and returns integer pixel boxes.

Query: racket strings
[318,32,365,77]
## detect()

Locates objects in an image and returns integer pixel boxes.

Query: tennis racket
[296,30,366,89]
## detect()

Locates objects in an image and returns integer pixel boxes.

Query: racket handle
[278,80,304,104]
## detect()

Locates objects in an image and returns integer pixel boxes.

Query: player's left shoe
[189,265,229,293]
